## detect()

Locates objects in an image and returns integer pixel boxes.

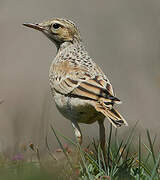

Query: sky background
[0,0,160,155]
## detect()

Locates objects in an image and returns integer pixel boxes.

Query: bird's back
[49,41,109,95]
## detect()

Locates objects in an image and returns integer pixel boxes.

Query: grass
[0,123,160,180]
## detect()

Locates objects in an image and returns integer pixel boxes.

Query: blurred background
[0,0,160,156]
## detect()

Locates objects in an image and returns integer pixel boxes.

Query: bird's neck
[57,41,72,52]
[57,38,83,53]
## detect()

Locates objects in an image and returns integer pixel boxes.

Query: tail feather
[95,104,128,128]
[109,95,122,104]
[106,108,128,128]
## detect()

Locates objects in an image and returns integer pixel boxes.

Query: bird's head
[23,18,81,48]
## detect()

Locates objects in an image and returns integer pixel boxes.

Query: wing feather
[51,60,121,105]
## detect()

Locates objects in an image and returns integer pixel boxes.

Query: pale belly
[54,92,105,124]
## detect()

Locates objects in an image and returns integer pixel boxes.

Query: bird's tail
[105,108,128,127]
[95,104,128,128]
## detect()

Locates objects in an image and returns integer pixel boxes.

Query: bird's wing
[51,60,121,105]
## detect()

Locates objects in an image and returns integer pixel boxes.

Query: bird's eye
[52,23,61,29]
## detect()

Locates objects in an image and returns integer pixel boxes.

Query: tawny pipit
[23,18,128,155]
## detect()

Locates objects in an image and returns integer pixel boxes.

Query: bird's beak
[23,23,46,31]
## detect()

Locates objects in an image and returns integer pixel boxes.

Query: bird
[23,18,128,159]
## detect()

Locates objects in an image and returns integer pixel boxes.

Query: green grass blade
[124,121,138,148]
[114,140,124,163]
[51,127,77,146]
[45,135,57,161]
[116,144,127,165]
[138,134,141,180]
[50,124,74,171]
[146,130,156,164]
[78,144,94,180]
[150,151,160,179]
[144,134,157,164]
[137,160,152,176]
[100,147,107,173]
[84,151,106,174]
[98,145,102,170]
[114,129,118,150]
[115,122,138,166]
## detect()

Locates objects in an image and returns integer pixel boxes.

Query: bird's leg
[71,122,82,167]
[72,122,82,145]
[98,119,107,164]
